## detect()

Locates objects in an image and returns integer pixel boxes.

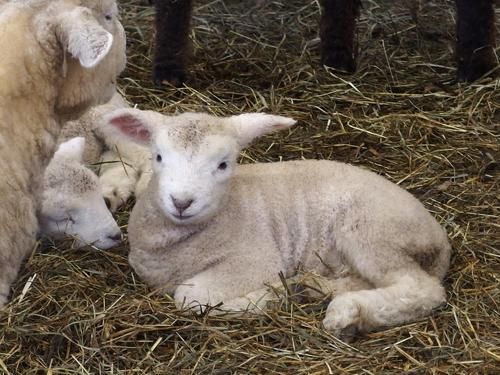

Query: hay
[1,0,499,373]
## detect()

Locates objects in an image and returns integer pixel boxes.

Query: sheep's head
[40,137,122,249]
[40,0,127,117]
[105,109,296,225]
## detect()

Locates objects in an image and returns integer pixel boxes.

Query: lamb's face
[151,115,241,224]
[105,109,297,226]
[39,138,122,249]
[51,0,127,117]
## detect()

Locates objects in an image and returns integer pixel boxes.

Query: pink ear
[108,113,151,142]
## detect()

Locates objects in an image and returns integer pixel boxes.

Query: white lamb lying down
[39,137,122,249]
[105,109,451,339]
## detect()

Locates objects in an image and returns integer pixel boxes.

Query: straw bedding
[1,0,498,373]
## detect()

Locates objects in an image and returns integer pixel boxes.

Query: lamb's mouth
[171,213,195,220]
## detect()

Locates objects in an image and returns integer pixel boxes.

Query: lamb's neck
[161,221,206,249]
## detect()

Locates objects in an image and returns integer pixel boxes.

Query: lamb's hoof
[321,49,356,73]
[337,324,359,343]
[153,64,187,87]
[102,189,128,212]
[323,295,361,341]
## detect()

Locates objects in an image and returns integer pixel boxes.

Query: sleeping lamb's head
[104,109,296,225]
[36,0,127,116]
[40,137,122,249]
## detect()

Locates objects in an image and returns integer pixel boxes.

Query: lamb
[105,109,451,340]
[0,0,126,307]
[39,137,122,249]
[151,0,497,84]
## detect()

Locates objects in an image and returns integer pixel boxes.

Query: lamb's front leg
[99,150,138,212]
[174,254,285,315]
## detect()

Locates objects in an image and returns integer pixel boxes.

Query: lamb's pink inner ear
[109,114,151,141]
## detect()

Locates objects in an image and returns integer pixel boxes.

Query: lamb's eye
[105,14,112,21]
[56,216,74,225]
[156,154,162,163]
[218,162,227,170]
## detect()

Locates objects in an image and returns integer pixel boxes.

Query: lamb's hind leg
[322,268,446,340]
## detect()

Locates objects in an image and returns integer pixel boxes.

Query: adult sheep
[0,0,126,307]
[151,0,497,85]
[104,109,451,340]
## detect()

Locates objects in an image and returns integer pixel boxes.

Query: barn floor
[1,0,499,373]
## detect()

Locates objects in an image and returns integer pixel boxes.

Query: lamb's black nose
[108,232,122,242]
[171,195,194,214]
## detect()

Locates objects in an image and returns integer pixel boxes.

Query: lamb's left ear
[53,137,85,162]
[228,113,297,146]
[57,7,113,68]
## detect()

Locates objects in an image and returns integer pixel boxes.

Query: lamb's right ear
[227,113,297,146]
[57,7,113,68]
[104,108,153,145]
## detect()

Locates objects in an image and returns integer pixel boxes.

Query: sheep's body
[129,160,450,335]
[152,0,496,84]
[39,137,122,249]
[0,0,126,307]
[106,109,451,339]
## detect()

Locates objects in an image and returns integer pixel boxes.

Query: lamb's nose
[171,195,194,214]
[108,232,122,242]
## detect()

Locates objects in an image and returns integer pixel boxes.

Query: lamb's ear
[53,137,85,162]
[104,108,154,145]
[228,113,297,146]
[57,7,113,69]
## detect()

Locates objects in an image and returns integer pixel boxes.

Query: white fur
[107,109,451,340]
[39,137,122,249]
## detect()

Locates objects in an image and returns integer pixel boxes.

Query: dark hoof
[338,324,359,343]
[153,65,187,87]
[456,62,498,83]
[321,50,356,73]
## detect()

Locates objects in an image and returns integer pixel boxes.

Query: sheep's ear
[104,108,153,145]
[228,113,297,146]
[57,7,113,69]
[53,137,85,162]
